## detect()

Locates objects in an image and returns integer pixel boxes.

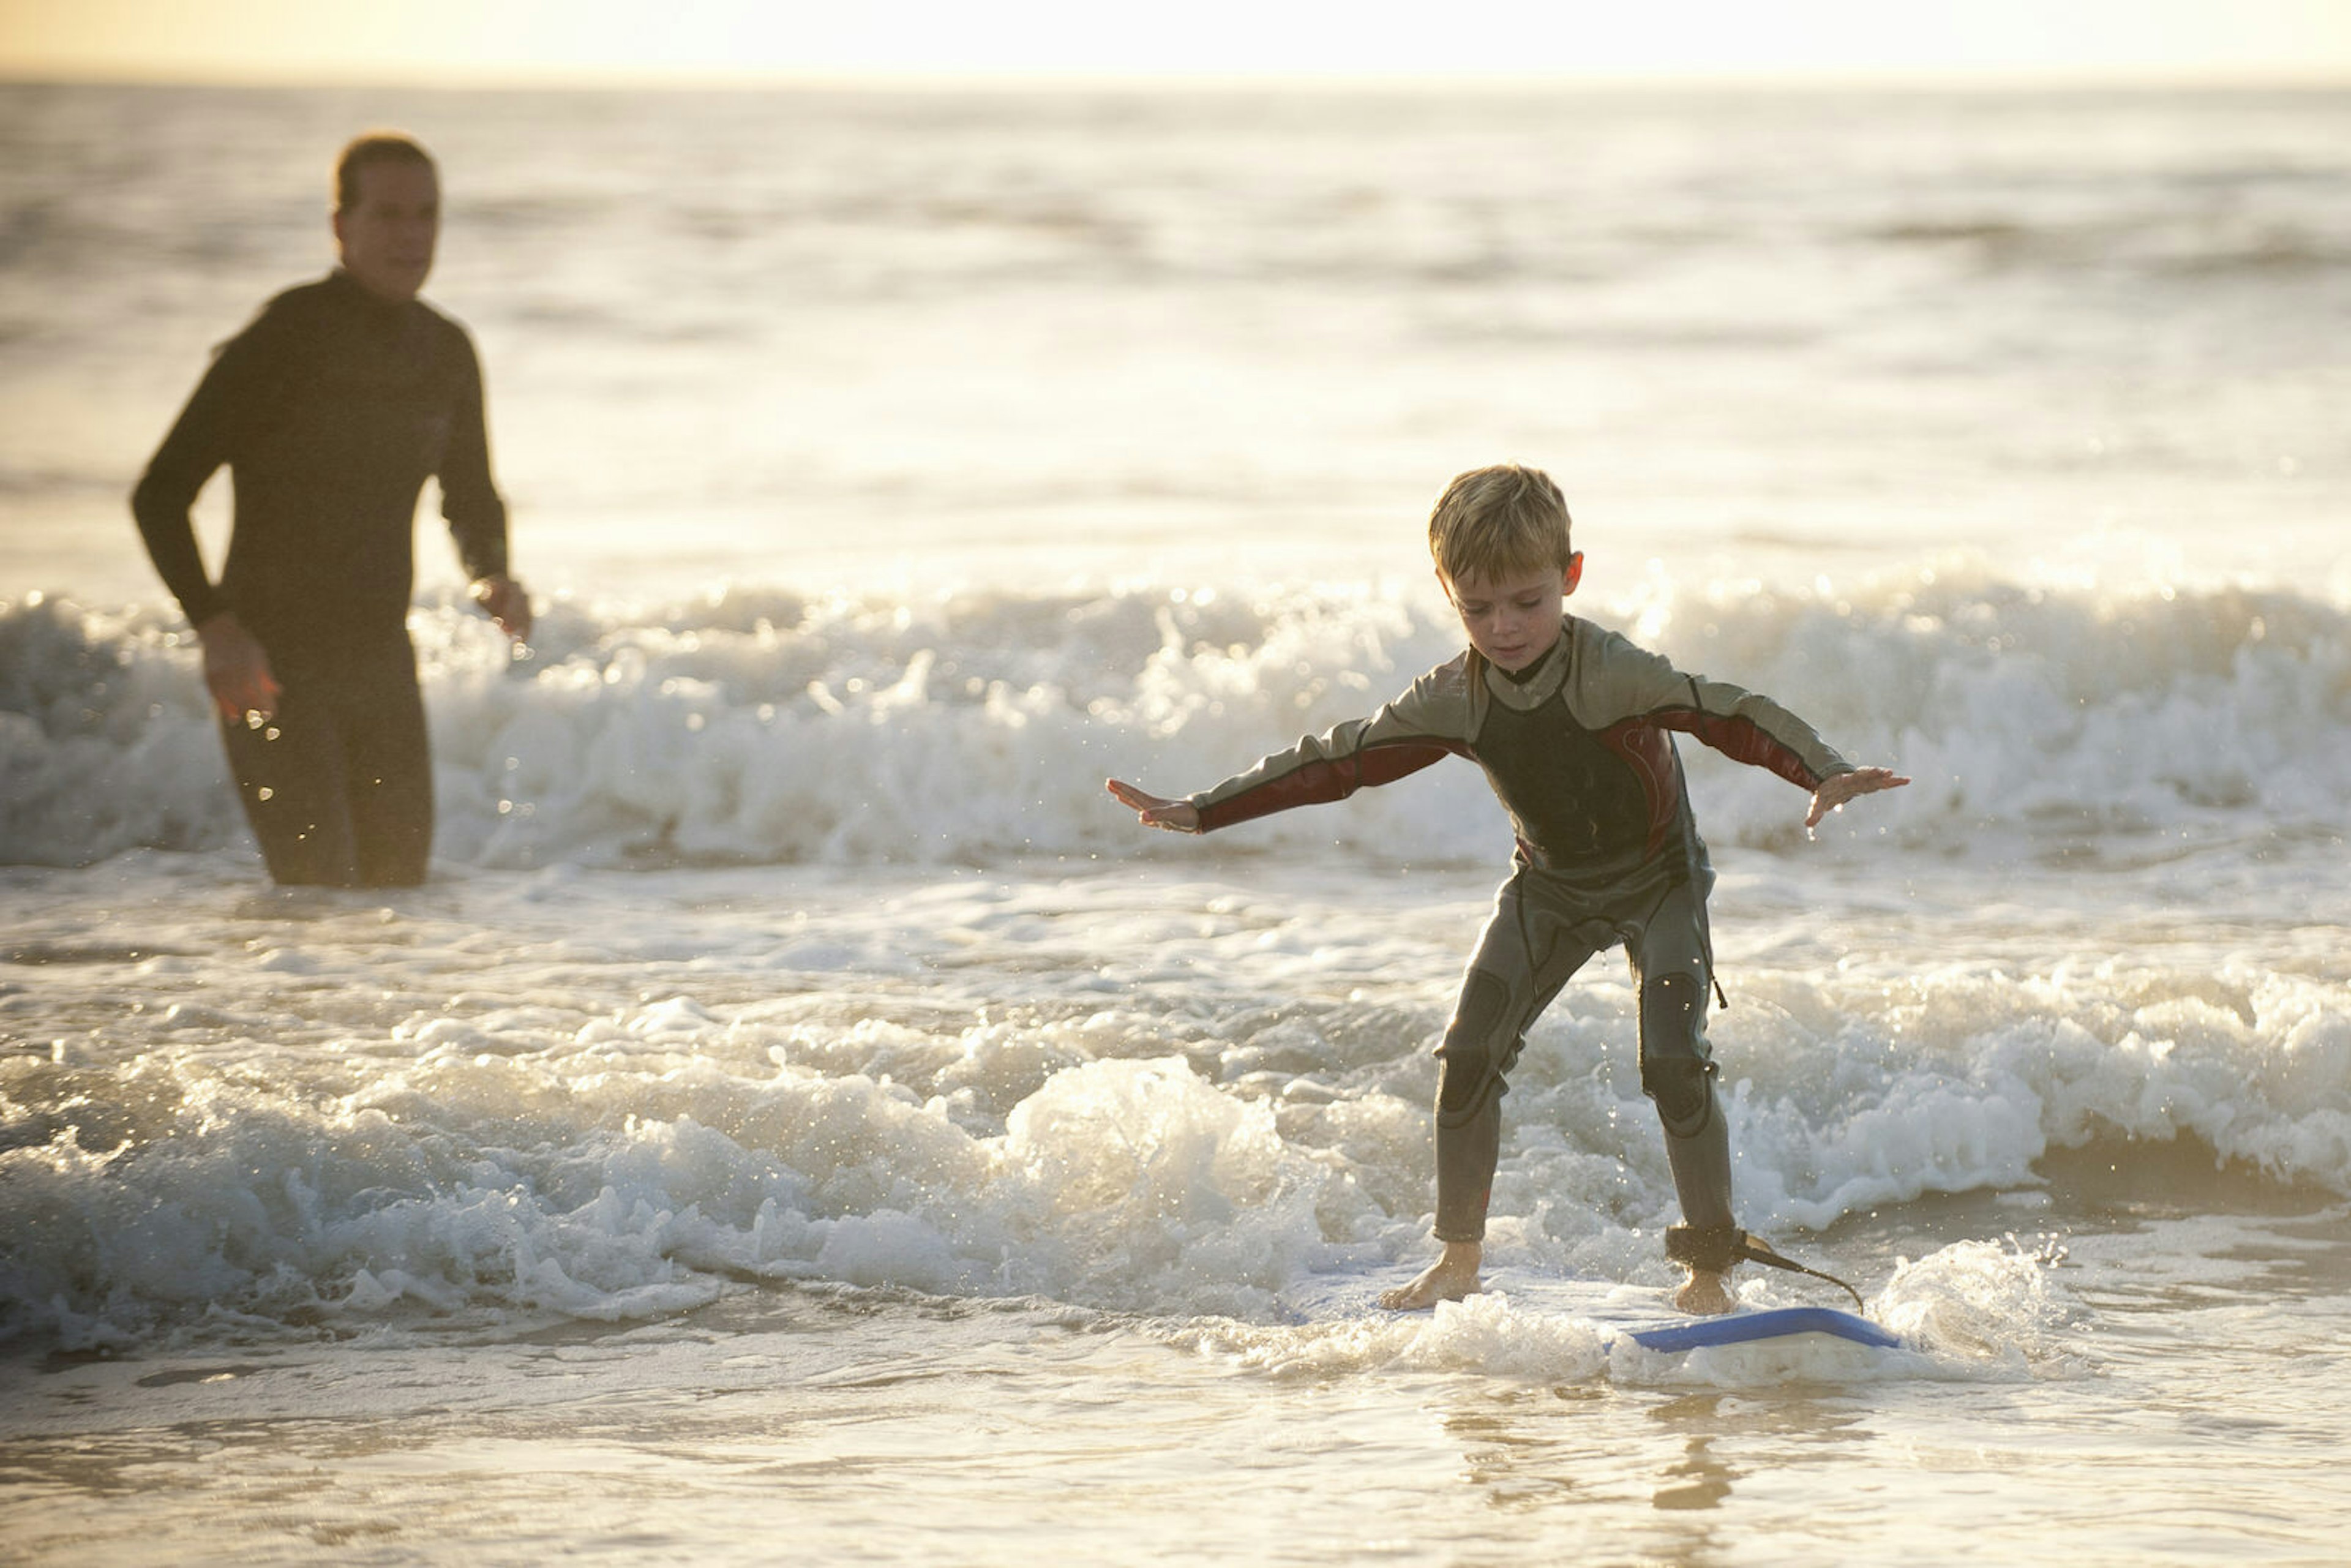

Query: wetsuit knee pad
[1436,969,1512,1123]
[1639,972,1717,1138]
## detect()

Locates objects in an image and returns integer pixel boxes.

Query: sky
[4,0,2350,86]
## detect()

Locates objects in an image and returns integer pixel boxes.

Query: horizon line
[8,62,2351,94]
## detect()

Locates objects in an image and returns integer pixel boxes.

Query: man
[132,132,530,887]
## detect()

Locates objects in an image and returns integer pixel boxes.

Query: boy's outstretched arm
[1804,765,1910,829]
[1108,778,1201,833]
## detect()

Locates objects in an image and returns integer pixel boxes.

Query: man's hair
[334,132,435,214]
[1427,464,1574,585]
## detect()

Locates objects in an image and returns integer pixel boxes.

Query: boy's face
[1440,556,1583,673]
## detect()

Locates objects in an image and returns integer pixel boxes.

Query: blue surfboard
[1277,1267,1903,1355]
[1619,1305,1901,1353]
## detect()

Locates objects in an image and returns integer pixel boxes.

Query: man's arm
[132,320,286,719]
[437,329,530,642]
[130,331,260,631]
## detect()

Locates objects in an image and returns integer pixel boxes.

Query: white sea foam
[3,848,2343,1350]
[7,562,2345,874]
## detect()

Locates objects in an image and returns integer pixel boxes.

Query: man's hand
[472,574,533,642]
[1805,765,1911,829]
[195,611,282,722]
[1108,778,1201,833]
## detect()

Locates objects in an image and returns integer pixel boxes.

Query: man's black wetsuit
[133,269,509,887]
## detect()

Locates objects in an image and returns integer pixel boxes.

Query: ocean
[2,80,2349,1564]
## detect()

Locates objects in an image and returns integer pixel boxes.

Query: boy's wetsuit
[1183,617,1853,1246]
[132,270,509,887]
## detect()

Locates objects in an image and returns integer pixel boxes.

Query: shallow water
[6,1234,2341,1568]
[4,853,2348,1564]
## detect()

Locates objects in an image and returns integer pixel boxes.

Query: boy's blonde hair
[1427,464,1574,587]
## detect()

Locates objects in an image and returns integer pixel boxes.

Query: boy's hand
[1805,766,1910,829]
[1108,778,1201,833]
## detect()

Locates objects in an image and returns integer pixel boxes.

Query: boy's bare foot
[1674,1269,1736,1315]
[1378,1240,1483,1310]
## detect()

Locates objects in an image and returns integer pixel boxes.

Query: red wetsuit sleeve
[1187,656,1477,834]
[1572,625,1853,792]
[1194,736,1461,832]
[1652,702,1846,792]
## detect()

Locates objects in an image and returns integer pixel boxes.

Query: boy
[1107,465,1907,1313]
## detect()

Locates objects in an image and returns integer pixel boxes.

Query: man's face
[1441,558,1581,673]
[334,159,438,303]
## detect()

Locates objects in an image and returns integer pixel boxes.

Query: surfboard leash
[1666,1225,1867,1311]
[1733,1234,1867,1312]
